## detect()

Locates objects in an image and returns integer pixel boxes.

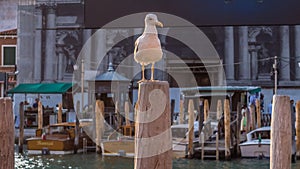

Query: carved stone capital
[248,26,272,43]
[106,29,129,46]
[38,2,57,13]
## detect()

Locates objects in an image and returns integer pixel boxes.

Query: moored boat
[171,122,199,158]
[101,139,135,157]
[26,122,93,155]
[239,126,271,158]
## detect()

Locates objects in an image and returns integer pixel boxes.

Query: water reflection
[15,152,300,169]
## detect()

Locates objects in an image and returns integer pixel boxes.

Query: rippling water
[15,152,300,169]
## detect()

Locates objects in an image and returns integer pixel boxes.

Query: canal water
[15,152,300,169]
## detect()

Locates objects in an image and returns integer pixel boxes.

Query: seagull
[134,13,163,82]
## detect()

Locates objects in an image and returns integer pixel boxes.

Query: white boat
[239,126,271,158]
[100,130,135,158]
[171,122,199,158]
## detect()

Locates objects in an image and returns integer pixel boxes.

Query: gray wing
[134,36,141,56]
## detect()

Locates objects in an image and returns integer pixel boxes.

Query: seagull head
[145,14,163,28]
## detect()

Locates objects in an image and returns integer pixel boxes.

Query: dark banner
[84,0,300,28]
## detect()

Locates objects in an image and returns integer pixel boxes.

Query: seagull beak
[156,21,163,27]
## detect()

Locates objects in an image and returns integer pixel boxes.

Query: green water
[15,153,300,169]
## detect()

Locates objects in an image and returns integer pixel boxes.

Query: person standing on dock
[32,98,39,109]
[267,100,273,116]
[240,105,247,133]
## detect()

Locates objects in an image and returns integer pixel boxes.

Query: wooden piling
[224,99,231,160]
[188,99,195,158]
[236,102,241,156]
[217,99,222,120]
[179,100,184,124]
[246,107,251,133]
[95,100,105,154]
[38,101,43,129]
[115,101,121,129]
[57,103,63,123]
[216,99,222,160]
[255,100,261,128]
[134,82,172,169]
[74,100,80,153]
[201,132,205,160]
[270,95,291,169]
[19,102,24,153]
[296,101,300,156]
[125,101,130,126]
[249,104,255,130]
[204,99,209,122]
[216,130,219,160]
[0,98,14,169]
[171,99,175,125]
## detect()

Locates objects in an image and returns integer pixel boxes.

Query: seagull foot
[138,79,148,83]
[149,79,159,82]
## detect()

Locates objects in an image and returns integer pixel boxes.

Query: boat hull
[27,136,77,154]
[239,143,270,158]
[101,140,135,158]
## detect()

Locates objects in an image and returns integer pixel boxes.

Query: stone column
[279,26,290,81]
[224,26,234,80]
[249,45,258,80]
[294,25,300,80]
[218,60,224,85]
[248,27,260,80]
[33,6,43,83]
[17,4,35,83]
[44,5,56,82]
[238,26,250,80]
[57,44,65,81]
[83,29,92,70]
[94,29,107,72]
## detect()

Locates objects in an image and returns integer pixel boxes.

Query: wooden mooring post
[204,99,209,122]
[217,100,222,120]
[224,99,231,160]
[255,100,261,128]
[38,101,43,129]
[270,95,291,169]
[246,106,251,133]
[115,101,121,130]
[19,102,24,153]
[74,100,80,153]
[179,100,184,124]
[125,101,130,126]
[249,105,255,130]
[134,82,172,169]
[95,100,105,154]
[216,99,222,160]
[0,98,14,169]
[57,103,63,123]
[188,99,194,158]
[296,101,300,157]
[236,102,241,156]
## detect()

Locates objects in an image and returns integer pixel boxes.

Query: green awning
[7,83,73,94]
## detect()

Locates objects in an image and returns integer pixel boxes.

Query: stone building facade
[17,1,300,107]
[0,29,17,97]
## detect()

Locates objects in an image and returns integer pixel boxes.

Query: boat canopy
[7,83,73,94]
